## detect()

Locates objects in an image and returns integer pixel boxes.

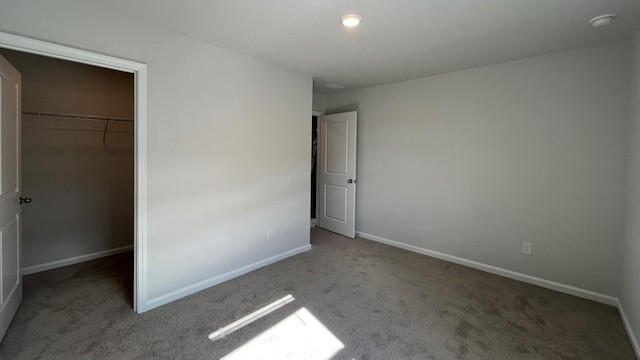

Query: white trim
[145,245,312,310]
[133,62,148,314]
[22,245,133,275]
[356,231,618,306]
[0,32,148,313]
[617,300,640,358]
[0,33,145,72]
[312,111,325,117]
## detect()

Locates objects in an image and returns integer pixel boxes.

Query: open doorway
[311,115,318,227]
[312,111,358,238]
[0,48,136,306]
[0,31,148,313]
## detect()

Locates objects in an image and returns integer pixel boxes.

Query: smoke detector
[590,14,616,28]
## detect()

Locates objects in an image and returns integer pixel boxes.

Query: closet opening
[0,48,136,308]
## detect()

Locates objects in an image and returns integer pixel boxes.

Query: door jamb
[311,111,324,225]
[0,32,148,313]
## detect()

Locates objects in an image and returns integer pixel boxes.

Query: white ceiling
[102,0,640,93]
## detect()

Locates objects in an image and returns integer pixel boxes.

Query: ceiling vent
[325,83,345,90]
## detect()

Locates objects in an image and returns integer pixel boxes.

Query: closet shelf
[23,111,133,123]
[22,111,134,135]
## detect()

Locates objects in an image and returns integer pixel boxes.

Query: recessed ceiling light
[340,13,363,27]
[590,14,616,28]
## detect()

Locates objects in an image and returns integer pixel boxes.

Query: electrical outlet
[266,228,273,240]
[522,242,532,255]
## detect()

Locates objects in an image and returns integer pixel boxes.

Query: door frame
[311,111,324,223]
[0,32,148,313]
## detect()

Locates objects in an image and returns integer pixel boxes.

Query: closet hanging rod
[22,111,134,123]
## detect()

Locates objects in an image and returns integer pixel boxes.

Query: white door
[0,54,22,342]
[317,111,357,238]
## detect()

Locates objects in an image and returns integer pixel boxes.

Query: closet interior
[0,48,135,302]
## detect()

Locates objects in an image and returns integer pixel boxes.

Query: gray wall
[622,31,640,351]
[325,41,631,297]
[0,49,135,269]
[0,1,311,310]
[0,49,134,117]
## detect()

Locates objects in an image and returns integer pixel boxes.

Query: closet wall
[0,49,134,272]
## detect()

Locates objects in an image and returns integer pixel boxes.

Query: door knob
[347,179,356,184]
[19,197,32,204]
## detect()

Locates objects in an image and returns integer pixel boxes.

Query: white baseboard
[145,244,312,310]
[22,245,134,275]
[356,231,617,306]
[616,300,640,359]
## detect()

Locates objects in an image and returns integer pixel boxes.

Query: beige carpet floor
[0,228,635,359]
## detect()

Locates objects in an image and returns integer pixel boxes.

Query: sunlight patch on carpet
[209,294,295,341]
[221,307,345,360]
